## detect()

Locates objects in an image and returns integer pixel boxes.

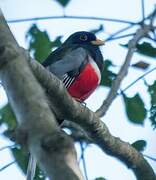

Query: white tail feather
[26,155,37,180]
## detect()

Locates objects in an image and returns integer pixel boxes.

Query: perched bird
[42,31,104,102]
[26,32,104,180]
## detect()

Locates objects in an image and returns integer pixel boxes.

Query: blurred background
[0,0,156,179]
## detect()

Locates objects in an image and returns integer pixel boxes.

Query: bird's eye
[79,34,88,41]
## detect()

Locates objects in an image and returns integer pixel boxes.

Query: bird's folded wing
[47,47,87,78]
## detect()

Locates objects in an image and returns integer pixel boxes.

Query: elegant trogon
[42,31,104,102]
[26,31,104,180]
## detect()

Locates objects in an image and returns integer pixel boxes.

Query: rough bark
[29,53,156,180]
[0,8,155,180]
[0,9,83,180]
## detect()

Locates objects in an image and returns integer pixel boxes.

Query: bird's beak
[91,38,105,46]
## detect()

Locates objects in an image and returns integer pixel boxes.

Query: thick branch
[29,57,156,180]
[0,7,155,180]
[0,9,83,180]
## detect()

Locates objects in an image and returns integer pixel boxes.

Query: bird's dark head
[64,31,105,47]
[63,31,104,72]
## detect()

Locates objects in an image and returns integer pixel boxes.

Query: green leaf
[26,24,52,62]
[131,140,147,152]
[11,147,28,174]
[121,42,156,58]
[0,104,17,129]
[147,81,156,128]
[90,24,104,34]
[136,42,156,58]
[148,81,156,106]
[55,0,70,7]
[26,24,62,62]
[149,105,156,129]
[100,60,117,87]
[50,35,62,49]
[11,147,45,179]
[34,167,46,180]
[95,177,106,180]
[122,93,147,124]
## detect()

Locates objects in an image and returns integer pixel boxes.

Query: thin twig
[153,30,156,40]
[106,33,135,42]
[148,35,156,42]
[80,143,88,180]
[0,144,17,151]
[7,15,137,25]
[78,144,88,164]
[105,24,135,41]
[0,161,16,172]
[144,154,156,162]
[150,6,156,26]
[119,66,156,94]
[141,0,145,21]
[96,25,153,117]
[139,5,156,24]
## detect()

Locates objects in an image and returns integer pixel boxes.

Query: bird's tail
[26,155,37,180]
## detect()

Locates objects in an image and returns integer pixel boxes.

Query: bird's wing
[46,47,88,78]
[42,45,68,67]
[42,44,80,67]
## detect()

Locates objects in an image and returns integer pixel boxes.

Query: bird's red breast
[67,55,101,101]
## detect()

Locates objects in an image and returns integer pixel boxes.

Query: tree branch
[0,7,156,180]
[28,54,156,180]
[105,24,134,41]
[96,24,154,117]
[0,9,83,180]
[141,0,145,21]
[120,66,156,94]
[7,15,137,25]
[0,161,16,172]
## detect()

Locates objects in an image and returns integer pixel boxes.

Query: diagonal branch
[96,24,153,117]
[28,54,156,180]
[120,66,156,94]
[106,33,135,42]
[0,9,83,180]
[0,161,16,172]
[105,24,134,41]
[1,7,156,180]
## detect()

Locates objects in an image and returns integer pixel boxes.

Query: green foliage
[131,140,147,152]
[90,25,104,34]
[0,0,155,176]
[121,42,156,58]
[100,60,117,87]
[0,104,16,129]
[11,147,28,174]
[54,0,70,7]
[95,177,106,180]
[0,104,46,178]
[122,93,147,124]
[147,81,156,128]
[11,146,45,179]
[136,42,156,58]
[34,167,46,180]
[26,24,62,62]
